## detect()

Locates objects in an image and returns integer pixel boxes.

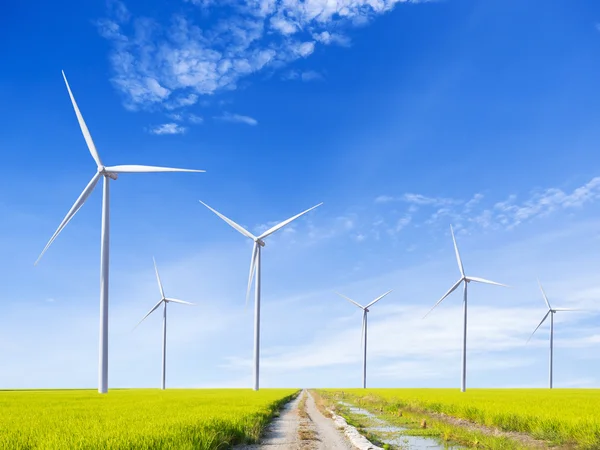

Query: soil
[236,390,356,450]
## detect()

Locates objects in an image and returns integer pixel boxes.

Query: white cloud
[148,123,187,135]
[395,215,412,232]
[282,69,324,82]
[213,112,258,126]
[270,16,298,35]
[402,193,462,206]
[314,31,351,46]
[376,193,461,206]
[165,94,199,111]
[378,177,600,233]
[188,114,204,124]
[98,0,419,110]
[473,177,600,230]
[375,195,395,203]
[301,70,324,81]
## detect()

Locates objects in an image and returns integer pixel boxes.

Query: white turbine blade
[365,289,393,309]
[153,257,165,299]
[62,71,103,168]
[257,202,323,240]
[35,172,102,265]
[334,292,365,310]
[466,276,508,287]
[450,225,465,277]
[423,278,463,319]
[527,311,551,343]
[106,165,205,173]
[199,201,257,241]
[553,308,580,311]
[165,298,194,305]
[360,311,366,349]
[537,279,552,310]
[245,243,258,310]
[134,299,164,329]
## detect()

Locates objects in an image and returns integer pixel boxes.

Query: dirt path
[236,390,356,450]
[301,390,355,450]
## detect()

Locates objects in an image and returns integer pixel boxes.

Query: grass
[318,389,600,449]
[298,390,308,419]
[0,388,298,449]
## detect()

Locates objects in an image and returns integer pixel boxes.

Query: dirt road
[237,390,356,449]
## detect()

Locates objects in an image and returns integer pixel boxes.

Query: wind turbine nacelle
[105,172,118,180]
[257,239,266,247]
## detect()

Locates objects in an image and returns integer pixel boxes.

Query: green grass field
[320,388,600,448]
[0,388,298,449]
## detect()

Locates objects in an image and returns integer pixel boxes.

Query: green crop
[0,388,298,449]
[321,388,600,448]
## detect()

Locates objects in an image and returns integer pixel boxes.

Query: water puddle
[338,401,462,450]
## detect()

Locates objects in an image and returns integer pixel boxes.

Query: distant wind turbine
[335,290,393,389]
[199,200,322,391]
[135,258,194,390]
[527,279,578,389]
[35,71,204,394]
[423,225,507,392]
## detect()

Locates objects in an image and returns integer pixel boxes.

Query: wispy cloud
[485,177,600,229]
[376,177,600,234]
[97,0,420,111]
[282,69,324,82]
[188,114,204,124]
[213,112,258,126]
[376,193,462,207]
[148,123,187,135]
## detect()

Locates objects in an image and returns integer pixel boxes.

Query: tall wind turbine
[199,201,322,390]
[335,290,393,389]
[423,225,507,392]
[527,280,578,389]
[135,258,194,390]
[35,71,204,393]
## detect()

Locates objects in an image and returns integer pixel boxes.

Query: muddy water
[338,402,462,450]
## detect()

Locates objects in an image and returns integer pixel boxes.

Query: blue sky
[1,0,600,390]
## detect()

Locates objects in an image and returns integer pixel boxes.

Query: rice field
[0,388,298,449]
[319,388,600,448]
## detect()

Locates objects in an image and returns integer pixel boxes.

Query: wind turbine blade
[199,201,257,241]
[366,289,393,309]
[257,202,323,240]
[134,299,164,329]
[450,225,465,277]
[245,243,258,310]
[423,278,463,319]
[466,276,509,287]
[334,292,364,310]
[165,298,194,305]
[35,173,102,265]
[537,279,552,310]
[62,71,103,169]
[153,257,165,299]
[360,311,366,350]
[527,311,551,343]
[553,308,580,311]
[106,165,205,173]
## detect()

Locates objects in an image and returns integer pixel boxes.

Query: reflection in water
[338,401,462,450]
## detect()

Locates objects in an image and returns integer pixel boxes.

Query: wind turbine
[527,280,578,389]
[423,225,507,392]
[335,290,393,389]
[199,200,322,390]
[135,258,194,390]
[35,71,204,393]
